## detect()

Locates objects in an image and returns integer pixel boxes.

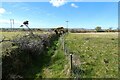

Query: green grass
[0,31,48,55]
[1,31,25,39]
[1,31,70,79]
[64,32,118,78]
[1,32,119,78]
[1,31,46,39]
[37,37,70,78]
[22,37,70,79]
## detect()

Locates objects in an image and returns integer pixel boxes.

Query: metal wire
[60,34,82,78]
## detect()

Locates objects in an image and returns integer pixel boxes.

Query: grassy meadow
[64,32,118,78]
[1,31,119,78]
[1,31,48,52]
[1,31,47,39]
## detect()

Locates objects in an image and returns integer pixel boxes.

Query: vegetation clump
[2,21,66,79]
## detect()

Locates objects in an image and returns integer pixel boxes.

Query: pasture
[0,31,49,52]
[1,31,119,78]
[64,32,118,78]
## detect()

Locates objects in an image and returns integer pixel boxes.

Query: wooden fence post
[70,54,72,76]
[63,37,64,51]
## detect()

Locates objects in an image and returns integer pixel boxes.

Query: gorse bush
[2,21,67,79]
[14,34,49,55]
[2,29,64,79]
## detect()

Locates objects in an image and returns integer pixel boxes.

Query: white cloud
[71,3,79,8]
[49,0,67,7]
[0,8,6,14]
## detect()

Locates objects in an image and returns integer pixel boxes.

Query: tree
[108,27,112,32]
[54,27,66,35]
[109,27,112,30]
[95,26,102,32]
[20,21,34,36]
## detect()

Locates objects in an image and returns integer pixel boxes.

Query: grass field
[64,32,118,78]
[0,31,49,53]
[1,32,119,78]
[1,31,70,79]
[1,31,47,39]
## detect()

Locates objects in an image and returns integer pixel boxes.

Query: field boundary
[60,33,82,78]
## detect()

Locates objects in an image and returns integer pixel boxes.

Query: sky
[0,1,119,29]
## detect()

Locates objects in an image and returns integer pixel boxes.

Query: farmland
[1,31,119,79]
[64,32,118,78]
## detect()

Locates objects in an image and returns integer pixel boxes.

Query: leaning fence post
[70,54,72,76]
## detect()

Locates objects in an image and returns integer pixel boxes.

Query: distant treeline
[69,29,119,33]
[0,28,49,32]
[0,28,119,32]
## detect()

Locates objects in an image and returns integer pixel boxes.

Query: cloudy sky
[0,1,118,29]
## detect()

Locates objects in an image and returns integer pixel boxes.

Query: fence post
[63,37,64,51]
[70,54,72,76]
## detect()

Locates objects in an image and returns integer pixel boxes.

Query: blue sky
[0,1,118,29]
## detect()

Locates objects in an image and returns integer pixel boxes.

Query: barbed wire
[60,34,83,78]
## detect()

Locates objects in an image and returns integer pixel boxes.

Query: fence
[60,34,83,78]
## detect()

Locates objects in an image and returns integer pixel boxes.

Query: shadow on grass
[20,35,60,79]
[2,34,60,79]
[72,65,93,78]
